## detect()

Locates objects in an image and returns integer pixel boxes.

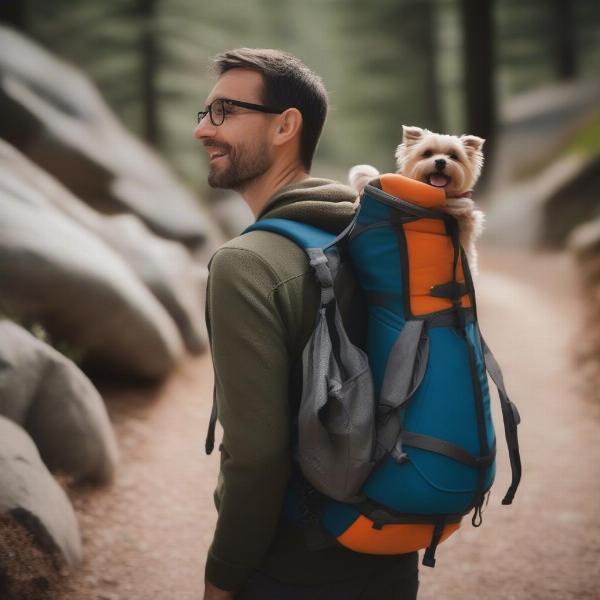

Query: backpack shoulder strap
[478,328,522,504]
[245,216,361,300]
[245,218,342,299]
[244,218,339,250]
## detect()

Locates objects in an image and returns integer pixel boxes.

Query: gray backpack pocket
[298,299,375,502]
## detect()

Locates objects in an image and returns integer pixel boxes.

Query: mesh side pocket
[299,301,375,502]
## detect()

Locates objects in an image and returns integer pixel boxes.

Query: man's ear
[273,108,303,146]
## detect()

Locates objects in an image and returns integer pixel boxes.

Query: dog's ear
[461,135,485,154]
[402,125,424,146]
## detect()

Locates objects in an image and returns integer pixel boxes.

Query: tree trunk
[552,0,577,80]
[460,0,496,172]
[0,0,27,31]
[420,1,442,131]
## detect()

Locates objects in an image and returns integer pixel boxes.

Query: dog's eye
[423,150,433,158]
[449,153,459,161]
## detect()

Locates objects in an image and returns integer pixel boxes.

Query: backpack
[207,173,522,567]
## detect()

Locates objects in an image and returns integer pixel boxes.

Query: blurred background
[1,1,599,599]
[3,0,600,187]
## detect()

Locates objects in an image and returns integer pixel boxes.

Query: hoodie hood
[257,177,358,234]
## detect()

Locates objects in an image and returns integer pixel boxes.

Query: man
[194,48,419,600]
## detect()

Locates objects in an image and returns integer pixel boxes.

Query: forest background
[4,0,600,199]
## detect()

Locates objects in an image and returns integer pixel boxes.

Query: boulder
[568,215,600,260]
[0,174,184,379]
[0,139,208,353]
[0,319,118,483]
[0,416,82,573]
[568,217,600,310]
[0,25,217,249]
[568,218,600,392]
[542,152,600,247]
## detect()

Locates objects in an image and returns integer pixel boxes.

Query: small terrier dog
[349,125,485,275]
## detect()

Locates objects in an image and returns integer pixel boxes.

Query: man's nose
[194,115,216,140]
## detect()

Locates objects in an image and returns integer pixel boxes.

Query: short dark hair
[213,48,328,172]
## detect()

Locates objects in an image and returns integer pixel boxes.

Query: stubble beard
[207,139,272,191]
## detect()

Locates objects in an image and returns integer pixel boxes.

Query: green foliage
[569,111,600,156]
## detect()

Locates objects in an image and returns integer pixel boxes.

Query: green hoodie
[205,178,417,591]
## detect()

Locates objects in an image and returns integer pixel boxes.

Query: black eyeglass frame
[197,98,285,126]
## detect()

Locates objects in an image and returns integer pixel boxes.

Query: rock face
[568,218,600,391]
[542,153,600,247]
[0,416,82,571]
[0,320,118,483]
[0,25,212,248]
[0,169,184,379]
[0,140,208,353]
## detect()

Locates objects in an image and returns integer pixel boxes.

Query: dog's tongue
[429,173,449,188]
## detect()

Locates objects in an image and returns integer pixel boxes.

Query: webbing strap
[204,386,219,454]
[356,500,463,527]
[422,517,446,568]
[376,321,427,462]
[430,281,468,299]
[205,386,218,455]
[479,332,522,504]
[204,277,217,456]
[402,431,496,468]
[310,249,343,309]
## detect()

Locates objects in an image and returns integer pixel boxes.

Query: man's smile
[208,149,226,159]
[204,143,229,163]
[209,152,227,165]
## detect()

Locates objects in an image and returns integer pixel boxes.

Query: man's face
[194,69,275,191]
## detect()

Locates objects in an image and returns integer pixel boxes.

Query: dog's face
[395,125,484,197]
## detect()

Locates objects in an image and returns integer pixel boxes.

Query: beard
[207,138,272,191]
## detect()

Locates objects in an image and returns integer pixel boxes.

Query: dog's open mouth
[427,173,451,188]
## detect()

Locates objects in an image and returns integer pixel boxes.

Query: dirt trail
[55,357,219,600]
[55,247,600,600]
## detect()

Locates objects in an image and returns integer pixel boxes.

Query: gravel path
[54,246,600,600]
[54,356,218,600]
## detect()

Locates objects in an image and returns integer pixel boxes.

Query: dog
[349,125,485,275]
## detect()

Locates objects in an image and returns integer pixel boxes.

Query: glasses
[197,98,284,126]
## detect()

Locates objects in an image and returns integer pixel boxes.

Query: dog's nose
[435,159,446,170]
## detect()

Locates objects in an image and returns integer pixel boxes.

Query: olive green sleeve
[204,246,293,592]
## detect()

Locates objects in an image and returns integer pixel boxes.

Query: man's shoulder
[209,229,311,286]
[207,230,321,345]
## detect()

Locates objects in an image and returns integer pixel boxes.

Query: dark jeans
[235,563,419,600]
